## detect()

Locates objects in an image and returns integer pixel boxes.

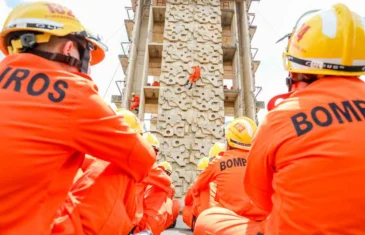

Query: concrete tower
[116,0,263,198]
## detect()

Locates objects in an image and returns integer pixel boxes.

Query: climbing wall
[157,0,224,198]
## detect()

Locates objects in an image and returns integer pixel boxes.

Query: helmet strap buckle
[19,33,37,50]
[286,76,293,92]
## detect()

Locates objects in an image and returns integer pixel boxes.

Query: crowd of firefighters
[1,1,365,235]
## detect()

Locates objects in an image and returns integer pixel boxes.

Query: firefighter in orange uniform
[0,2,155,235]
[182,142,226,231]
[52,109,153,235]
[194,117,268,235]
[182,157,208,231]
[133,160,175,235]
[244,4,365,234]
[132,132,170,234]
[130,92,140,113]
[158,162,180,232]
[184,66,201,89]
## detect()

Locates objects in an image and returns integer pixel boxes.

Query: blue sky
[1,0,365,122]
[4,0,23,8]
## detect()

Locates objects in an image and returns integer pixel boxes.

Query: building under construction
[115,0,264,198]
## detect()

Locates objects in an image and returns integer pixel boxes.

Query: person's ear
[62,40,75,56]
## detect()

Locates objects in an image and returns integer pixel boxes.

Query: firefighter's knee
[194,207,261,235]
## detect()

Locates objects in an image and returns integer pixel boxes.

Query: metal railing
[115,80,126,97]
[248,12,255,26]
[250,47,258,60]
[247,0,260,11]
[254,86,262,98]
[120,42,131,57]
[125,7,135,20]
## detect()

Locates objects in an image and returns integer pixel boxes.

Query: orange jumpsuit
[133,166,172,235]
[192,185,210,217]
[188,66,201,84]
[52,156,140,235]
[244,76,365,234]
[194,207,266,235]
[130,95,140,111]
[164,185,180,229]
[182,187,194,229]
[192,149,267,219]
[193,149,268,235]
[182,184,212,230]
[0,54,156,235]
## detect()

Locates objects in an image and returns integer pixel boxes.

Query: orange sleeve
[191,159,216,196]
[69,81,156,182]
[142,166,171,193]
[81,155,96,171]
[185,186,193,205]
[244,117,274,213]
[167,185,176,199]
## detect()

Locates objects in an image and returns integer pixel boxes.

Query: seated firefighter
[132,144,180,235]
[132,132,170,235]
[244,4,365,235]
[182,142,226,231]
[193,117,269,235]
[51,109,154,235]
[0,2,156,235]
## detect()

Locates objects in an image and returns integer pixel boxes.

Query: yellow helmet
[208,142,226,158]
[282,3,365,77]
[158,161,172,175]
[143,132,160,151]
[197,157,209,171]
[116,108,143,134]
[225,117,257,150]
[0,2,107,72]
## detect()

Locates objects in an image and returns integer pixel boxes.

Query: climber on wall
[184,66,201,89]
[52,108,153,235]
[130,92,140,113]
[182,142,226,231]
[193,117,268,235]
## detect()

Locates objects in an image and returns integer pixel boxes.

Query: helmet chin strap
[29,49,81,69]
[28,47,91,74]
[13,33,91,74]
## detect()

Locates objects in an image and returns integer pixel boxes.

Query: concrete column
[123,0,143,108]
[138,7,154,120]
[239,1,256,120]
[233,2,244,117]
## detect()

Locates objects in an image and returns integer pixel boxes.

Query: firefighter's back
[0,54,86,234]
[266,76,365,234]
